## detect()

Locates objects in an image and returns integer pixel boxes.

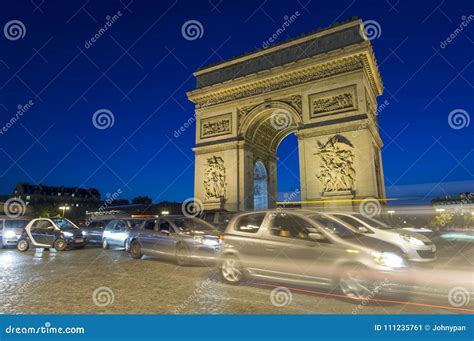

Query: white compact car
[327,212,436,263]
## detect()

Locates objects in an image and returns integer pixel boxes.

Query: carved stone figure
[204,156,227,200]
[315,136,355,192]
[201,116,231,138]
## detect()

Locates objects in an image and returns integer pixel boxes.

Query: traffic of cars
[0,209,437,301]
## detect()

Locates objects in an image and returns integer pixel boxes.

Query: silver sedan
[329,212,436,262]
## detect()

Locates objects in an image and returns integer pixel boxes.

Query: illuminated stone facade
[187,18,386,211]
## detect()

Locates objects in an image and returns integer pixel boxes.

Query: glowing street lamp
[387,210,395,214]
[161,210,170,216]
[59,206,70,218]
[435,208,445,213]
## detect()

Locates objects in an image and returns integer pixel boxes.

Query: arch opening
[276,133,301,205]
[253,160,268,210]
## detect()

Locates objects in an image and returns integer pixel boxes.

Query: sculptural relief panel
[309,85,357,118]
[203,156,227,200]
[315,135,355,193]
[200,113,232,139]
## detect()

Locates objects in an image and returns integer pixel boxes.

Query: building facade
[188,18,385,211]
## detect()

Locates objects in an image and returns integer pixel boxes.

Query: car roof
[163,215,200,219]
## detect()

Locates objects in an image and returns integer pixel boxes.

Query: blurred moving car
[200,210,237,231]
[0,218,30,248]
[219,210,411,300]
[102,218,144,250]
[82,219,112,245]
[129,215,223,265]
[329,213,436,262]
[17,218,87,252]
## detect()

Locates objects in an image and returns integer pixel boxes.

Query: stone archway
[189,18,386,211]
[253,160,268,210]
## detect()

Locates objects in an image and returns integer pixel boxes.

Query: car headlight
[372,252,405,268]
[399,234,424,246]
[4,230,16,239]
[82,231,87,236]
[63,232,73,238]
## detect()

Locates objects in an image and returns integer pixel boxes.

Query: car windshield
[353,214,395,229]
[52,219,78,230]
[310,215,357,238]
[127,220,145,229]
[331,214,374,233]
[171,218,216,232]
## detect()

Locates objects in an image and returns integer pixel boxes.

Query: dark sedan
[82,219,112,245]
[128,215,223,265]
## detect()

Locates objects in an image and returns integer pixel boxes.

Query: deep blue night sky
[0,0,472,203]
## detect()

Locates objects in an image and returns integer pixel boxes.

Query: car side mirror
[161,230,170,235]
[47,226,55,230]
[358,227,369,233]
[308,232,326,242]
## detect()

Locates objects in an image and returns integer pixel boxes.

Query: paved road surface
[0,237,472,314]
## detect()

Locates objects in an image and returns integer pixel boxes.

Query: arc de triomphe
[187,18,385,211]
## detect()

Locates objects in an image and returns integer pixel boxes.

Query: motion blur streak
[255,282,474,313]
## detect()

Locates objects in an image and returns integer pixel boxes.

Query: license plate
[75,238,84,243]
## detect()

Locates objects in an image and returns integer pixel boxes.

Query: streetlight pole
[59,206,70,218]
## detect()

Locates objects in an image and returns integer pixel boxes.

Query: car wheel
[130,241,142,259]
[102,238,109,250]
[17,239,29,252]
[54,239,68,251]
[338,265,373,301]
[221,256,244,285]
[175,243,190,266]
